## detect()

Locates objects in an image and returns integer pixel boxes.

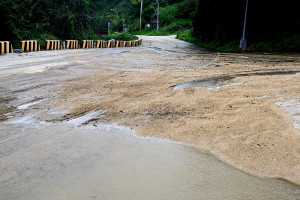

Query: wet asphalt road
[0,36,300,200]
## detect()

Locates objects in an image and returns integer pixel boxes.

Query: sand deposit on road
[23,36,300,185]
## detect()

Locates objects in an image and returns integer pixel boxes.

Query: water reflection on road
[0,122,299,200]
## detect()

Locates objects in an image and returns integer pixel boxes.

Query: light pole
[110,9,119,32]
[140,0,143,31]
[240,0,249,49]
[110,9,118,17]
[156,0,159,32]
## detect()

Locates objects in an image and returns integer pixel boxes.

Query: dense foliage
[1,0,299,51]
[127,0,196,32]
[102,32,138,41]
[0,0,99,47]
[193,0,300,51]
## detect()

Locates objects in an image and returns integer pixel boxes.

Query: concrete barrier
[96,40,108,48]
[1,37,142,56]
[108,40,117,48]
[0,41,13,54]
[116,41,120,48]
[21,40,40,52]
[96,38,142,48]
[82,40,94,49]
[121,41,126,47]
[66,40,79,49]
[46,40,62,50]
[138,38,142,45]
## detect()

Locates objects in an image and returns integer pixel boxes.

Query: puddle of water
[0,122,299,200]
[173,70,300,91]
[173,79,217,91]
[276,99,300,130]
[207,82,244,90]
[239,71,300,77]
[173,76,242,91]
[17,99,46,110]
[67,110,104,126]
[271,71,300,76]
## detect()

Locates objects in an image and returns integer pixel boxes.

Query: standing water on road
[0,122,299,200]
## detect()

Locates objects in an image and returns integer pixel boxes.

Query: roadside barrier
[108,40,117,48]
[121,41,126,47]
[138,38,142,45]
[0,41,13,54]
[1,37,142,55]
[21,40,40,52]
[46,40,62,50]
[82,40,94,49]
[124,41,132,47]
[97,39,142,48]
[116,41,120,47]
[96,40,107,48]
[122,41,131,47]
[66,40,79,49]
[128,41,132,47]
[107,40,112,48]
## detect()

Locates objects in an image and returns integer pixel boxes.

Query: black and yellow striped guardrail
[0,41,13,54]
[116,41,120,47]
[21,40,40,52]
[66,40,79,49]
[96,40,107,48]
[96,39,142,49]
[82,40,94,49]
[121,41,127,47]
[2,38,142,55]
[46,40,62,50]
[108,40,117,48]
[123,41,132,47]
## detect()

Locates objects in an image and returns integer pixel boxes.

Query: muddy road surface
[0,36,300,199]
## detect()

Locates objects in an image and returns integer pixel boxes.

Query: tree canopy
[1,0,299,51]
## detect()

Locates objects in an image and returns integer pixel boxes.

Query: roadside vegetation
[1,0,299,52]
[102,32,138,41]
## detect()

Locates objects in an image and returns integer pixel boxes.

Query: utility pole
[110,9,118,17]
[156,0,159,32]
[240,0,249,48]
[110,9,119,32]
[140,0,143,31]
[108,21,111,36]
